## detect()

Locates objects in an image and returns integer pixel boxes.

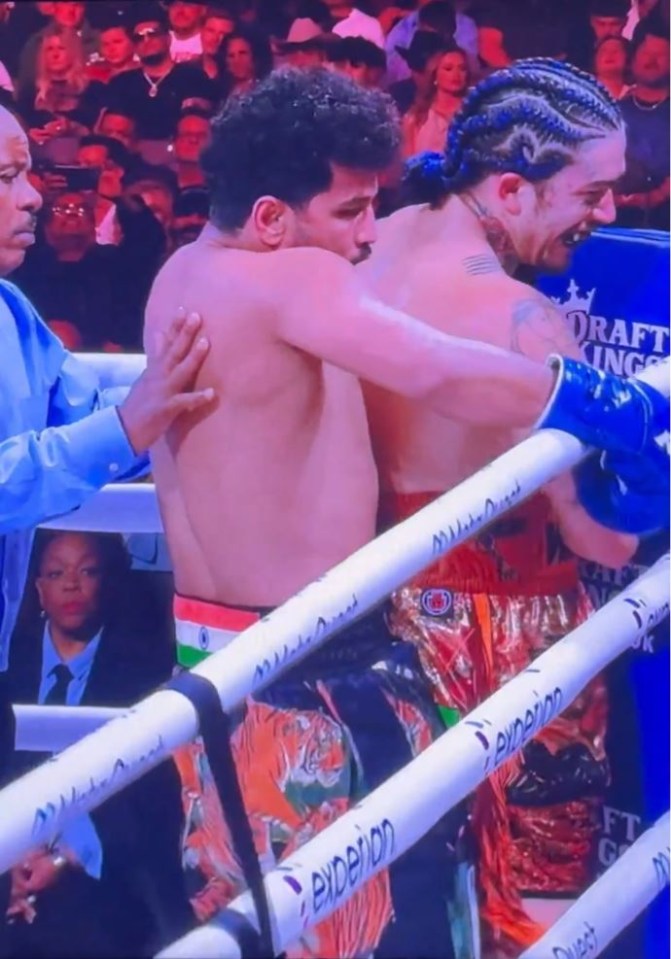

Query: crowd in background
[0,0,662,352]
[0,1,668,956]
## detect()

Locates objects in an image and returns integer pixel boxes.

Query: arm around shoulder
[274,248,554,428]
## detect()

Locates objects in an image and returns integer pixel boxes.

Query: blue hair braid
[402,57,623,206]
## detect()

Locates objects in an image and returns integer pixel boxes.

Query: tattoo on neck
[460,193,519,276]
[463,253,502,276]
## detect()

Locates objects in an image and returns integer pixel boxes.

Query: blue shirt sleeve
[0,281,149,534]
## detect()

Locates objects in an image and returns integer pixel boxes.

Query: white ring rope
[520,812,670,959]
[155,555,670,959]
[2,357,665,871]
[12,705,126,753]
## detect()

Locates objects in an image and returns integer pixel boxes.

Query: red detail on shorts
[379,491,579,596]
[173,594,261,630]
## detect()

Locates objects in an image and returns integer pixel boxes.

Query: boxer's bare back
[145,237,378,606]
[361,199,583,494]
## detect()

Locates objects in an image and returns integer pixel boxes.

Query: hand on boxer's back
[118,310,216,453]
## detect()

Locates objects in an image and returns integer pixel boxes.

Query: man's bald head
[0,106,42,276]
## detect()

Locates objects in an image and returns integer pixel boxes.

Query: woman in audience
[5,530,184,958]
[593,35,631,97]
[19,25,105,146]
[216,25,273,100]
[401,42,470,157]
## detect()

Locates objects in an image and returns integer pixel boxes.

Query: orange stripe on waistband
[173,594,261,630]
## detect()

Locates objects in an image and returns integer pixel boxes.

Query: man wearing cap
[278,18,333,70]
[385,0,478,83]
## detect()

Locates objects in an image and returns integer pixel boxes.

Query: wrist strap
[166,671,275,959]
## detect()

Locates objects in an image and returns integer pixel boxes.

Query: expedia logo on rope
[467,683,563,772]
[311,818,395,915]
[421,589,452,617]
[551,921,598,959]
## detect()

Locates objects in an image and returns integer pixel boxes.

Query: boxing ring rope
[0,354,665,956]
[155,554,670,958]
[12,704,125,753]
[520,812,670,959]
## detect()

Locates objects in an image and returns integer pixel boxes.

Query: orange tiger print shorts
[172,594,479,959]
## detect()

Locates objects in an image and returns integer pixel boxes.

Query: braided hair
[402,58,623,206]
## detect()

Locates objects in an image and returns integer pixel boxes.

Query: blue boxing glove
[538,356,669,454]
[574,441,670,535]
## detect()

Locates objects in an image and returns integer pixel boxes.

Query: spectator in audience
[19,26,105,148]
[15,187,166,350]
[589,0,632,41]
[168,0,207,62]
[86,20,137,83]
[389,29,451,114]
[76,133,132,243]
[18,1,100,98]
[386,0,478,84]
[401,42,469,155]
[217,25,273,100]
[593,35,631,97]
[277,17,333,69]
[197,4,236,79]
[170,186,209,249]
[171,107,210,189]
[327,35,387,87]
[616,24,670,228]
[5,530,184,957]
[101,1,218,146]
[9,531,170,708]
[322,0,385,47]
[96,106,140,153]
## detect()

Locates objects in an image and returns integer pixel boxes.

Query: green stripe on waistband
[177,644,212,669]
[438,705,461,730]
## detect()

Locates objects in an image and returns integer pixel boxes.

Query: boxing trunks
[380,492,609,954]
[172,595,479,959]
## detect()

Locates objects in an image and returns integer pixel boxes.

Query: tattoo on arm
[510,296,582,361]
[463,254,502,276]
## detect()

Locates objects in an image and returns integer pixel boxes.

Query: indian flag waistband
[173,594,261,668]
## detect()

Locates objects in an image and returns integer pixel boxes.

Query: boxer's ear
[497,172,528,216]
[251,195,289,249]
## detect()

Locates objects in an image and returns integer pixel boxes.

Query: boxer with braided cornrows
[361,58,669,955]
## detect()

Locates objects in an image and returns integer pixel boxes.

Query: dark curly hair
[402,58,623,207]
[201,67,401,232]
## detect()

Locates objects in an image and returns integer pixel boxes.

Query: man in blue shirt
[0,102,215,924]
